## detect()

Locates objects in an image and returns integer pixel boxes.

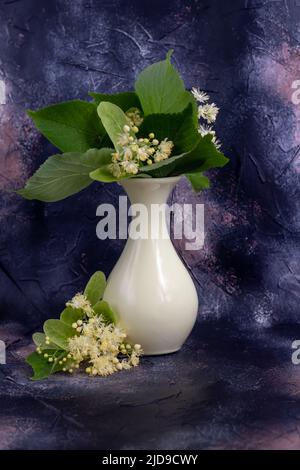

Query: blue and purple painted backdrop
[1,0,299,329]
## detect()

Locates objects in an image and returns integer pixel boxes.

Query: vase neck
[120,177,180,206]
[120,177,180,240]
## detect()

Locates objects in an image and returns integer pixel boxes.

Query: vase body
[103,177,198,355]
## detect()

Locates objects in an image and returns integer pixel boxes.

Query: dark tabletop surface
[1,319,300,450]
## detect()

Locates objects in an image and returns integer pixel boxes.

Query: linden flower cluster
[36,293,143,377]
[191,87,221,150]
[125,107,143,127]
[68,314,142,376]
[66,293,94,317]
[110,119,174,178]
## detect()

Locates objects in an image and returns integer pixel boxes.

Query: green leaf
[28,100,105,152]
[26,352,53,380]
[135,50,192,116]
[138,104,198,154]
[17,148,113,202]
[32,332,58,350]
[89,91,141,112]
[84,271,106,306]
[185,172,210,191]
[60,307,84,326]
[140,135,229,178]
[26,350,65,380]
[43,319,77,350]
[93,300,118,324]
[97,102,133,152]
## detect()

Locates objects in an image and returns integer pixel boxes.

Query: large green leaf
[28,100,105,152]
[93,300,118,325]
[139,135,229,178]
[26,350,65,380]
[138,104,198,154]
[17,148,113,202]
[43,319,77,350]
[135,51,194,116]
[89,91,141,111]
[185,172,210,191]
[97,102,133,152]
[84,271,106,306]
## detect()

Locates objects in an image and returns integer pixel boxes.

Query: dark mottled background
[1,0,300,451]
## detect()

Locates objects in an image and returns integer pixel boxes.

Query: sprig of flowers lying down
[17,50,229,203]
[27,272,143,380]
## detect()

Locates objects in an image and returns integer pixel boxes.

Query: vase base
[143,347,181,356]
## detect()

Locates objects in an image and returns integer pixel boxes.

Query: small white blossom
[191,87,209,103]
[126,108,143,127]
[158,138,173,157]
[129,351,140,367]
[198,124,221,150]
[110,163,122,178]
[66,293,93,316]
[198,103,219,123]
[121,160,139,175]
[198,124,215,137]
[154,151,169,163]
[211,135,222,150]
[123,148,133,161]
[117,133,130,146]
[137,147,149,162]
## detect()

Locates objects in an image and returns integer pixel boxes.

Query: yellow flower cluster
[68,315,142,376]
[126,107,143,127]
[109,117,174,178]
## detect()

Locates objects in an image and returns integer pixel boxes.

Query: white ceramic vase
[103,176,198,355]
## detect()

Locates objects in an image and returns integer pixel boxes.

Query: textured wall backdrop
[0,0,299,331]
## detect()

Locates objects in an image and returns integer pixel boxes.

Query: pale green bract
[97,102,133,153]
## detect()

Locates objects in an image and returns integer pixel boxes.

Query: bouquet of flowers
[18,51,228,202]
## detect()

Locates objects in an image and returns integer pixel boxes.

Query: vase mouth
[119,176,181,186]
